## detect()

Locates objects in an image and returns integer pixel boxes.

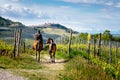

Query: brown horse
[46,38,56,63]
[33,40,43,62]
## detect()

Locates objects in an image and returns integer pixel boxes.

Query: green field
[1,39,119,80]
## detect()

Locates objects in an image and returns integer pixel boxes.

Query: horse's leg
[49,51,52,62]
[53,52,55,63]
[36,51,37,61]
[38,51,40,62]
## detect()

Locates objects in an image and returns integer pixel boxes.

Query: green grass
[59,56,114,80]
[13,69,47,80]
[70,43,120,79]
[1,40,117,80]
[0,52,44,80]
[0,39,14,50]
[55,51,68,59]
[57,44,117,80]
[0,54,41,69]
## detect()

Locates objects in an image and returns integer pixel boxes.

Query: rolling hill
[0,16,24,27]
[0,16,79,45]
[30,23,78,34]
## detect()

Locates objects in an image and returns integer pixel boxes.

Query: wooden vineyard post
[115,42,119,65]
[16,29,18,58]
[97,33,101,58]
[109,41,112,64]
[13,28,22,59]
[19,29,22,55]
[16,29,22,57]
[94,38,96,57]
[16,29,19,57]
[87,33,91,63]
[13,28,17,59]
[68,29,72,57]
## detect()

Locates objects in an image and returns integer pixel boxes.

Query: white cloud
[11,0,20,2]
[0,0,120,33]
[61,0,120,8]
[0,2,74,25]
[0,4,39,18]
[105,2,114,6]
[61,0,98,3]
[115,2,120,7]
[60,6,70,9]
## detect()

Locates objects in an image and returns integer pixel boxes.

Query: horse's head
[46,37,53,44]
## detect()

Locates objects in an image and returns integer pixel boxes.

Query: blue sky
[0,0,120,34]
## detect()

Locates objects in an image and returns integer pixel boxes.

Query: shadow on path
[39,60,69,64]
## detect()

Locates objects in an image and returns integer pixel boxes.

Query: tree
[93,33,100,39]
[102,30,112,40]
[78,33,88,40]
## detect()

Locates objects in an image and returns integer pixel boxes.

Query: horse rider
[34,30,43,50]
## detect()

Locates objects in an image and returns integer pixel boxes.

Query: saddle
[33,40,43,51]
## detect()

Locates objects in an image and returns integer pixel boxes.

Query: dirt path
[0,54,67,80]
[0,69,27,80]
[38,54,66,80]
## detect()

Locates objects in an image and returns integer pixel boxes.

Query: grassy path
[0,53,67,80]
[36,54,66,80]
[13,54,67,80]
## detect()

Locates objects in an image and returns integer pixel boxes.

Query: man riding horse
[33,30,56,63]
[33,30,43,62]
[34,30,43,50]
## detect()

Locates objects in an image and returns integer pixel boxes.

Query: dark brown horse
[46,38,56,63]
[33,40,43,62]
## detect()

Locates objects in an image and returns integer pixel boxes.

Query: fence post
[13,28,17,59]
[16,30,19,58]
[13,28,22,59]
[97,33,101,58]
[109,41,112,64]
[17,29,22,57]
[94,38,96,57]
[68,29,72,57]
[115,42,119,65]
[16,29,22,57]
[88,42,90,63]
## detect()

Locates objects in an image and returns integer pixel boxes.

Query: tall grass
[57,44,117,80]
[0,54,41,69]
[0,39,14,51]
[59,56,113,80]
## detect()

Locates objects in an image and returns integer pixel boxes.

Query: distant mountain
[0,16,24,27]
[0,16,79,45]
[30,23,79,34]
[32,23,68,29]
[112,34,120,37]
